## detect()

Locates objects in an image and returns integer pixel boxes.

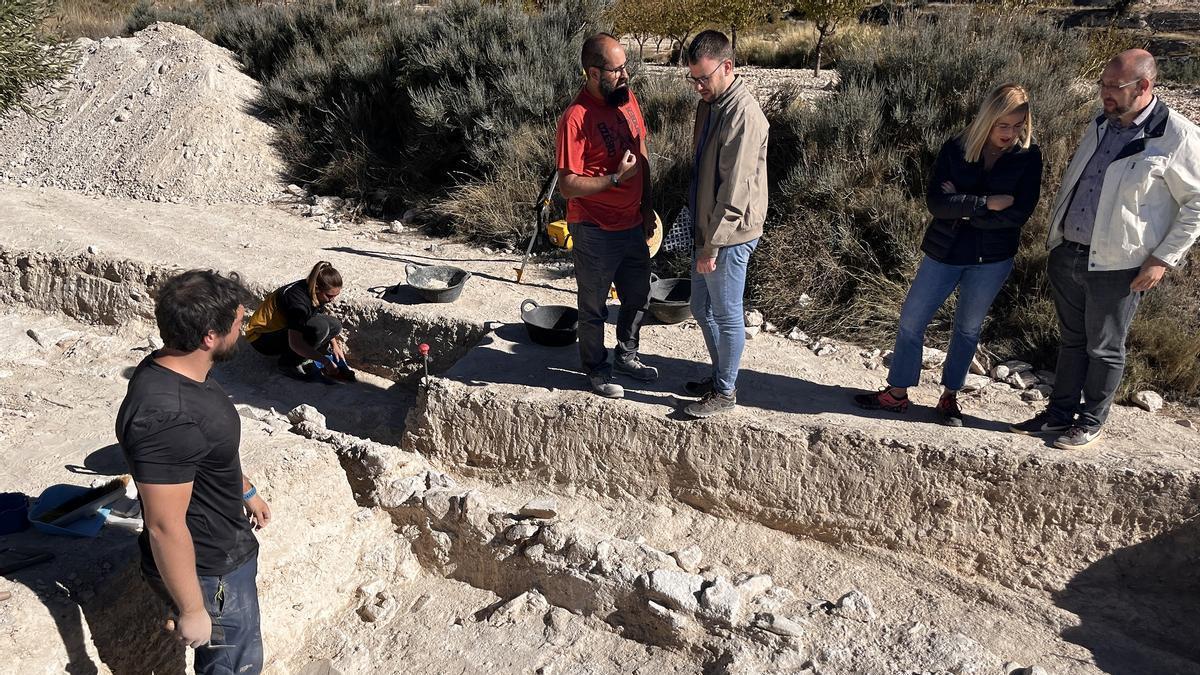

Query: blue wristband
[243,485,256,501]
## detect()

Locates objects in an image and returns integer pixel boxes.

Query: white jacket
[1047,99,1200,271]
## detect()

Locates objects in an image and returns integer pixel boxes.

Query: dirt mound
[0,22,286,205]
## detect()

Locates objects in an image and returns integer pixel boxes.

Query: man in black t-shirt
[116,270,272,674]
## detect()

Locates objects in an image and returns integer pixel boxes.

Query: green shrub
[0,0,76,119]
[1159,57,1200,85]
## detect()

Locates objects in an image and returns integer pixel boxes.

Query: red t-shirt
[555,88,647,231]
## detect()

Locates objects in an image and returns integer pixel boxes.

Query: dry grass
[43,0,138,39]
[736,20,878,69]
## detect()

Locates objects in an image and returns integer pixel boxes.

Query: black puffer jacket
[921,137,1043,265]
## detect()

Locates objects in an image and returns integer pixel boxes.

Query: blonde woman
[854,84,1043,426]
[245,261,355,383]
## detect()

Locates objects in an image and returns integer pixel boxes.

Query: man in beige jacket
[681,30,770,418]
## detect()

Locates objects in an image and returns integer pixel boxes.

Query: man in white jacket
[1011,49,1200,449]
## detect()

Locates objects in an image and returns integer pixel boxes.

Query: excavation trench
[4,246,1200,673]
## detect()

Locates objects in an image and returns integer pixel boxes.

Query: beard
[602,80,630,107]
[212,338,240,363]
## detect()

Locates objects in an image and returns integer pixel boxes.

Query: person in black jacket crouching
[854,83,1043,426]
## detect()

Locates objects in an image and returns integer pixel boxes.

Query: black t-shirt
[115,355,257,577]
[278,279,317,332]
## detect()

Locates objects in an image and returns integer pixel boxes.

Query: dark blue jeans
[250,314,341,368]
[145,555,263,675]
[1046,242,1142,430]
[569,221,651,377]
[888,255,1013,391]
[691,238,759,395]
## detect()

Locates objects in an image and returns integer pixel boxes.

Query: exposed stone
[672,545,703,573]
[763,321,778,333]
[787,328,810,343]
[745,325,761,339]
[921,347,947,369]
[1020,389,1044,402]
[285,184,307,198]
[25,328,46,347]
[835,589,876,620]
[287,404,326,428]
[1177,419,1195,429]
[753,612,805,637]
[489,590,550,625]
[700,577,742,624]
[744,310,764,327]
[1002,360,1033,374]
[991,364,1010,380]
[1006,371,1038,390]
[506,521,541,542]
[734,574,774,599]
[520,498,558,520]
[962,374,991,393]
[969,355,988,376]
[815,343,836,357]
[1132,390,1164,413]
[645,569,704,613]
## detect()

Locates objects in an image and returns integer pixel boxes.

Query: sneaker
[589,373,624,399]
[1054,425,1102,450]
[614,356,659,382]
[853,388,910,413]
[1009,410,1072,435]
[683,377,714,397]
[685,390,736,418]
[936,393,963,427]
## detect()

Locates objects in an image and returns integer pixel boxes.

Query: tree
[0,0,75,119]
[655,0,707,65]
[792,0,870,75]
[607,0,659,63]
[710,0,782,54]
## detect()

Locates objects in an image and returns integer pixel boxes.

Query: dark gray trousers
[569,221,650,377]
[250,314,342,368]
[1046,242,1142,430]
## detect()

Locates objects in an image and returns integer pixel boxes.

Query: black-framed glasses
[684,60,728,86]
[598,62,630,75]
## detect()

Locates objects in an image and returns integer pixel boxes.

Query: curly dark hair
[154,270,253,352]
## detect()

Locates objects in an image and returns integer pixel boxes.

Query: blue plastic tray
[28,485,113,538]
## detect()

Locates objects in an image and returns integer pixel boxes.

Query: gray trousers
[569,221,650,377]
[1046,242,1142,430]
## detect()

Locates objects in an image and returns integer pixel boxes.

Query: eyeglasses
[685,60,728,86]
[1096,78,1140,91]
[598,62,629,75]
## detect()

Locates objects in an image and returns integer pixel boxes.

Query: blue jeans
[146,555,263,675]
[888,255,1013,391]
[691,238,759,395]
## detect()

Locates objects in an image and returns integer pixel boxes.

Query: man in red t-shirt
[555,33,657,399]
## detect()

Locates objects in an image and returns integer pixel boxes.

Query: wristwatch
[609,174,620,187]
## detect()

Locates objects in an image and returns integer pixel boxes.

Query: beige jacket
[691,76,770,259]
[1047,99,1200,270]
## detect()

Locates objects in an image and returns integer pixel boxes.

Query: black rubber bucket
[520,299,578,347]
[405,264,471,303]
[649,276,692,324]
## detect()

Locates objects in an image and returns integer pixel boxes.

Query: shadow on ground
[1055,516,1200,672]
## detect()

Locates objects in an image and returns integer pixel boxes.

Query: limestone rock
[1002,360,1033,374]
[1021,389,1044,402]
[489,590,550,625]
[745,325,761,339]
[787,328,810,343]
[1132,390,1164,413]
[744,309,764,327]
[921,347,947,369]
[1006,371,1038,390]
[735,574,774,599]
[672,545,703,573]
[287,404,326,428]
[1177,419,1195,429]
[520,498,558,520]
[506,522,541,542]
[835,589,876,620]
[646,569,704,613]
[962,374,991,393]
[700,576,742,624]
[286,184,306,198]
[991,364,1010,380]
[969,355,988,376]
[753,612,805,637]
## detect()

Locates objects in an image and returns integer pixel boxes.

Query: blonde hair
[961,83,1032,163]
[306,261,342,306]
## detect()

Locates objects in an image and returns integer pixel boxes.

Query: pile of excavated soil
[0,22,286,205]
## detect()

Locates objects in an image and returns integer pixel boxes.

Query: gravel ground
[0,22,287,205]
